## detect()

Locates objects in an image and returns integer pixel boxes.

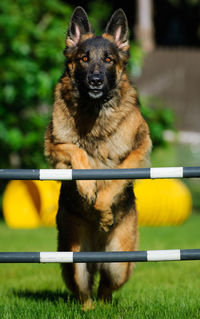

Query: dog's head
[64,7,129,101]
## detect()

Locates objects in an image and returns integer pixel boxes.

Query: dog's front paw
[77,180,97,205]
[99,210,114,232]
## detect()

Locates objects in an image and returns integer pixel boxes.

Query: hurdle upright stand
[0,166,200,264]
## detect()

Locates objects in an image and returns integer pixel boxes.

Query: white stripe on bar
[147,250,181,261]
[40,252,73,263]
[39,169,72,180]
[150,167,183,179]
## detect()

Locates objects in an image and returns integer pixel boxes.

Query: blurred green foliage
[0,0,72,169]
[140,96,175,147]
[88,0,112,35]
[129,43,145,78]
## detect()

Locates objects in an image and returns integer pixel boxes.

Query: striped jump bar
[0,249,200,263]
[0,167,200,180]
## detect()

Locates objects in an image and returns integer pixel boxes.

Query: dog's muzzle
[88,74,104,99]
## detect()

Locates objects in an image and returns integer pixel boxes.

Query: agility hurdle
[0,249,200,263]
[0,166,200,180]
[0,166,200,264]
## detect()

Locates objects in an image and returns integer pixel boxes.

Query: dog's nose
[88,74,104,88]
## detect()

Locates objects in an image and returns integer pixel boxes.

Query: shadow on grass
[13,289,121,304]
[12,289,76,304]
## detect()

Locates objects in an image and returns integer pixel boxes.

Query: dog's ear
[66,7,92,47]
[105,9,129,49]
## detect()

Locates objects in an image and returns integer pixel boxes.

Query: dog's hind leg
[61,262,95,310]
[97,208,138,302]
[57,209,95,310]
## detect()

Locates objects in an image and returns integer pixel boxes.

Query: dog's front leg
[94,188,114,232]
[53,143,97,205]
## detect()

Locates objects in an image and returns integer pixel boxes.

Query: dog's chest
[78,113,134,169]
[78,125,133,169]
[54,102,135,168]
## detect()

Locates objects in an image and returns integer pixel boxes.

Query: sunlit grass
[0,214,200,318]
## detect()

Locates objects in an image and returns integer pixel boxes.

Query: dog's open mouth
[88,90,103,99]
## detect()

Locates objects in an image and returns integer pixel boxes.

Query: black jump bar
[0,249,200,263]
[0,167,200,180]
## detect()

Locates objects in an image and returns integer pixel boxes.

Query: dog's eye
[105,57,112,63]
[81,56,88,62]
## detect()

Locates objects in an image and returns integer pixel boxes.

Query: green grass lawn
[0,215,200,318]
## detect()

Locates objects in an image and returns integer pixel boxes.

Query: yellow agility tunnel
[2,179,192,228]
[2,180,60,228]
[135,179,192,226]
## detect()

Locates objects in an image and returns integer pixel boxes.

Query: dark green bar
[73,251,148,263]
[181,249,200,260]
[0,169,40,180]
[72,168,150,180]
[183,167,200,178]
[0,252,40,263]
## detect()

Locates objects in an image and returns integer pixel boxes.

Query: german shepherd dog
[45,7,151,309]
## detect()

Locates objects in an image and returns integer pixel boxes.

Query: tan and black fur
[45,7,152,309]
